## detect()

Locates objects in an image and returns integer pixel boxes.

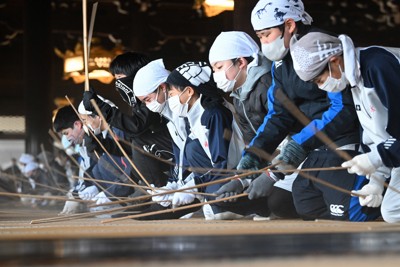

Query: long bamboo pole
[90,99,154,192]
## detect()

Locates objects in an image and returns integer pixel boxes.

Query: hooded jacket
[230,54,272,144]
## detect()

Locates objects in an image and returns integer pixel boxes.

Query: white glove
[59,192,80,215]
[172,180,197,208]
[78,185,99,200]
[342,148,382,176]
[147,182,178,207]
[351,174,385,208]
[92,191,111,205]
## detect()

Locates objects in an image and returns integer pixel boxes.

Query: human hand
[236,154,260,180]
[147,182,178,207]
[245,172,276,200]
[351,174,385,207]
[78,185,99,200]
[276,140,308,172]
[214,179,244,202]
[342,149,382,176]
[92,191,111,205]
[172,180,197,208]
[59,192,80,215]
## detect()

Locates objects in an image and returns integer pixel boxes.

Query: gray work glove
[274,140,308,173]
[236,153,261,180]
[214,179,245,202]
[245,172,277,200]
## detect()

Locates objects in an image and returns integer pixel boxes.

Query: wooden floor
[1,205,400,266]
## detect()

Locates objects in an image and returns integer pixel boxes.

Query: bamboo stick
[0,192,90,203]
[101,193,249,223]
[90,99,153,192]
[30,200,160,224]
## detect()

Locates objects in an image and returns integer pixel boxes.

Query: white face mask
[168,88,191,117]
[88,119,102,135]
[318,63,348,93]
[261,35,289,61]
[213,61,242,93]
[146,88,166,113]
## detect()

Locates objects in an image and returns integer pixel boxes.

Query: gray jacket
[230,54,272,144]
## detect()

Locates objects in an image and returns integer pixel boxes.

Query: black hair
[109,51,151,77]
[53,105,79,132]
[166,83,188,93]
[230,56,254,65]
[258,20,312,38]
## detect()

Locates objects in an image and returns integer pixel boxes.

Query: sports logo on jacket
[330,204,344,217]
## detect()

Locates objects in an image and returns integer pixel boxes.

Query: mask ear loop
[328,62,332,78]
[158,86,168,114]
[225,58,240,81]
[182,87,193,105]
[233,58,243,81]
[98,117,102,132]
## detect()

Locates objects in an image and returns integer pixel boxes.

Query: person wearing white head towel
[132,59,198,220]
[19,153,35,167]
[290,31,400,223]
[231,0,381,222]
[209,31,298,219]
[82,52,174,190]
[20,161,54,207]
[157,61,271,220]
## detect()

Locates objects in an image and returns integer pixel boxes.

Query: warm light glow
[64,56,84,73]
[55,39,122,84]
[88,70,114,84]
[64,55,114,84]
[205,0,234,9]
[201,0,234,17]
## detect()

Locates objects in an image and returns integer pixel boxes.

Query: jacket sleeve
[291,88,358,150]
[364,47,400,167]
[195,108,232,184]
[98,136,132,157]
[103,101,160,138]
[247,64,298,159]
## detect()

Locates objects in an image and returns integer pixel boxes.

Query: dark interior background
[0,0,399,154]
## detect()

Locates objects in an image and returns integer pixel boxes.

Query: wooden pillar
[233,0,259,41]
[23,0,53,155]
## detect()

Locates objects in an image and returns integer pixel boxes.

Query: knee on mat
[381,206,400,223]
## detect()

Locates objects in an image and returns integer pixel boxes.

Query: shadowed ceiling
[0,0,399,116]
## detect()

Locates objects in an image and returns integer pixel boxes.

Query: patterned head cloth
[290,32,343,81]
[251,0,313,31]
[115,75,136,107]
[167,61,220,98]
[208,31,260,65]
[133,59,170,97]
